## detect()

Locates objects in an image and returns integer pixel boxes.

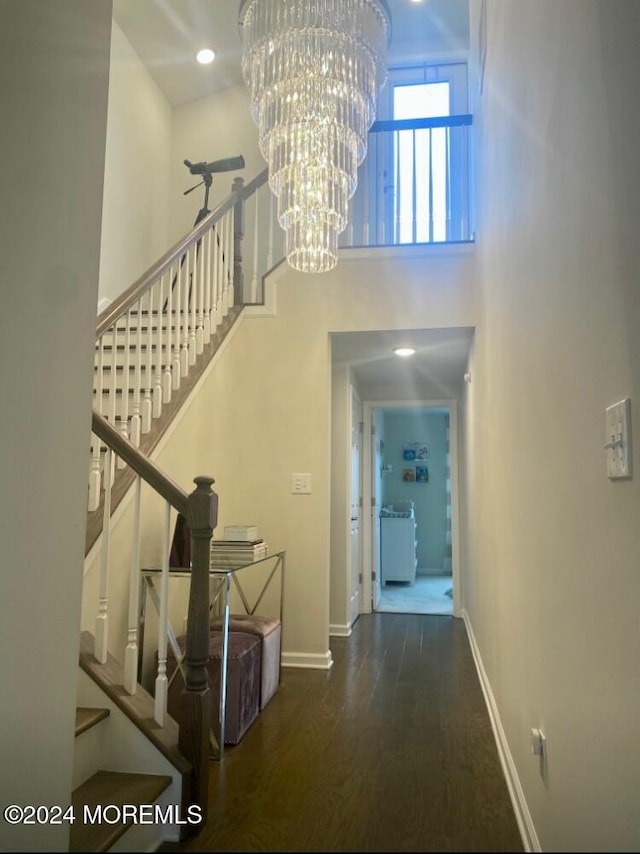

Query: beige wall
[169,84,265,245]
[98,20,172,307]
[148,251,478,664]
[0,2,112,849]
[465,1,640,849]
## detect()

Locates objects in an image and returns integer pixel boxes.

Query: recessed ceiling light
[196,48,215,65]
[394,347,416,357]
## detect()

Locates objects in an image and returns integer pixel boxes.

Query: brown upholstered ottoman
[165,629,261,745]
[211,615,281,710]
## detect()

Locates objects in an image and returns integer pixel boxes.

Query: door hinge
[359,495,363,508]
[371,497,376,508]
[359,420,364,434]
[358,573,363,584]
[371,571,376,581]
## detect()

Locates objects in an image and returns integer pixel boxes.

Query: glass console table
[140,549,285,759]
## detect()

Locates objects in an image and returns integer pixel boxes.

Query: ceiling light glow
[196,48,215,64]
[394,347,416,357]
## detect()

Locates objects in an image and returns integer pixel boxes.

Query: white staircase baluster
[395,130,401,243]
[250,190,259,302]
[123,475,142,694]
[188,244,197,366]
[427,127,433,244]
[267,189,274,272]
[88,432,101,512]
[225,211,233,313]
[219,215,228,316]
[95,447,113,664]
[95,332,105,418]
[203,229,212,344]
[154,501,171,725]
[195,238,204,355]
[213,223,221,330]
[162,265,173,403]
[106,322,118,471]
[141,289,153,434]
[362,155,370,246]
[445,126,452,240]
[153,277,163,418]
[118,314,131,468]
[180,248,189,378]
[129,298,142,447]
[172,262,182,390]
[90,334,104,509]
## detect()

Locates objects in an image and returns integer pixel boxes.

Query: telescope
[183,154,246,225]
[184,155,245,176]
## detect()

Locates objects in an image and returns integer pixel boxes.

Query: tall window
[344,62,469,248]
[394,81,451,243]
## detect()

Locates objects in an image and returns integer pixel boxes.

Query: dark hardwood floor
[163,613,524,852]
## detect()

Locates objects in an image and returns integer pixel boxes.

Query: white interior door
[349,389,363,625]
[371,410,382,610]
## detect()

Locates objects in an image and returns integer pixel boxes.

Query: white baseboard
[329,623,352,637]
[462,609,541,852]
[281,650,333,670]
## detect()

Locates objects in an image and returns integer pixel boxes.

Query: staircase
[76,173,273,849]
[70,632,189,851]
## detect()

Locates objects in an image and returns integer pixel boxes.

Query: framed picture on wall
[402,467,416,482]
[416,466,429,483]
[403,442,430,461]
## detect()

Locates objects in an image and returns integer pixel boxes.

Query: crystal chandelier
[239,0,391,274]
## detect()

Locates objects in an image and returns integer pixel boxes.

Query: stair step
[75,707,110,737]
[70,770,172,852]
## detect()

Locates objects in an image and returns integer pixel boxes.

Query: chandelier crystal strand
[239,0,390,273]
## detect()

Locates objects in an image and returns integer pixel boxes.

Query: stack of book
[210,532,268,567]
[223,524,258,541]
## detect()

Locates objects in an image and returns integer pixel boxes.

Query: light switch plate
[291,473,312,494]
[605,398,632,479]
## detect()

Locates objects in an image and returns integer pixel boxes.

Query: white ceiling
[331,327,474,390]
[112,0,470,109]
[111,0,472,390]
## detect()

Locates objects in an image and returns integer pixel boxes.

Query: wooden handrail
[96,187,243,339]
[91,409,218,829]
[91,410,189,516]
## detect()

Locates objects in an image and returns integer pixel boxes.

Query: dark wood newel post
[232,176,245,306]
[179,475,218,833]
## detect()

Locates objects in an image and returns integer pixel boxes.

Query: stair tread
[75,707,110,737]
[70,770,172,852]
[78,632,191,777]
